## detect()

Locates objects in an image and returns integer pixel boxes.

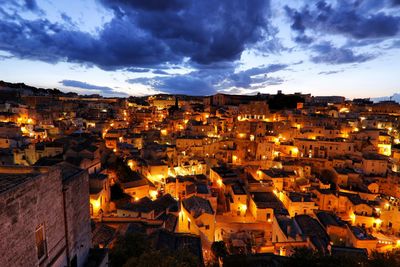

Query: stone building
[0,163,92,267]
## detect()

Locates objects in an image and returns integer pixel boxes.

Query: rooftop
[251,192,288,215]
[183,195,214,218]
[0,166,48,194]
[261,168,295,178]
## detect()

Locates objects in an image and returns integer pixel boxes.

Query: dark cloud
[60,79,127,96]
[100,0,186,11]
[294,35,313,44]
[24,0,39,11]
[311,42,374,64]
[128,75,216,95]
[127,68,151,73]
[126,63,288,95]
[0,0,274,71]
[152,69,169,75]
[225,64,288,88]
[285,1,400,43]
[318,70,344,75]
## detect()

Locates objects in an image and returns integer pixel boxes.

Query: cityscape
[1,1,400,267]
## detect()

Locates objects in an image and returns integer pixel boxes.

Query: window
[266,213,271,220]
[35,224,47,261]
[188,221,191,230]
[90,204,93,215]
[205,225,210,230]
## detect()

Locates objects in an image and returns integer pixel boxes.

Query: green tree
[109,233,149,267]
[123,249,198,267]
[369,250,400,267]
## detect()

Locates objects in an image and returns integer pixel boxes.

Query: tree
[110,233,200,267]
[283,247,364,267]
[123,249,199,267]
[211,241,228,260]
[369,250,400,267]
[109,233,149,267]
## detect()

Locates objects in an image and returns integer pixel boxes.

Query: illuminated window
[35,224,47,261]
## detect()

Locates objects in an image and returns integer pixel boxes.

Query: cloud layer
[0,0,273,70]
[0,0,399,96]
[60,80,128,96]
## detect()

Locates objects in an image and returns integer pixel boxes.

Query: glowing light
[232,155,238,162]
[378,143,391,156]
[240,204,247,212]
[150,190,158,200]
[217,179,223,187]
[127,161,134,169]
[350,213,356,223]
[238,133,246,138]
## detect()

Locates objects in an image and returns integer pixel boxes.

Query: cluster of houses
[2,84,400,265]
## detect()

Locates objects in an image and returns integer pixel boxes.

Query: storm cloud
[285,1,400,42]
[0,0,273,71]
[127,63,288,95]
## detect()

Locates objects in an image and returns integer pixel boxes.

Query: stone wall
[63,170,92,267]
[0,165,92,267]
[0,168,67,266]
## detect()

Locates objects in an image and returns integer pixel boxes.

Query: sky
[0,0,399,98]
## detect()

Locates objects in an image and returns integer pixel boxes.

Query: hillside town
[2,82,400,266]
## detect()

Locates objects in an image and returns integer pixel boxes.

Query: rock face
[0,165,91,267]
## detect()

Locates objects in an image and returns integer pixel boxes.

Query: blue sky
[0,0,399,98]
